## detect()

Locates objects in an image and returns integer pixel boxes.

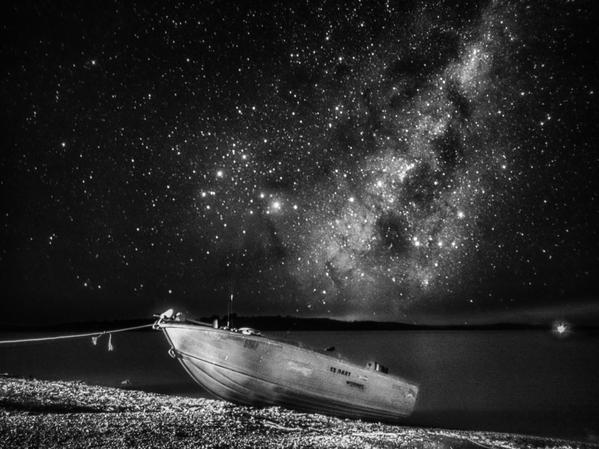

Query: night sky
[1,1,598,325]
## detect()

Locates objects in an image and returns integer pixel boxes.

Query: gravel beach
[0,376,594,449]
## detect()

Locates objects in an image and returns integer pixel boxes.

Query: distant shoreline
[3,315,594,333]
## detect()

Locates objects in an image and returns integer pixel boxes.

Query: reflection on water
[1,329,598,441]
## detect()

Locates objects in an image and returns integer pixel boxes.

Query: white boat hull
[158,321,418,420]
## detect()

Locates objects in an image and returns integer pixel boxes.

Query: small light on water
[552,320,570,337]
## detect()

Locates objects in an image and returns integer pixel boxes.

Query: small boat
[154,309,418,421]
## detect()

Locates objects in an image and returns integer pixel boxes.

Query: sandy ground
[0,376,594,449]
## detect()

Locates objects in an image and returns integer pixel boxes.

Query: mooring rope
[0,323,153,345]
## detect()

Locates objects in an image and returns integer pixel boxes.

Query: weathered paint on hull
[159,322,418,421]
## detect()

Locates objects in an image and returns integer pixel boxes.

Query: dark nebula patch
[434,124,464,171]
[376,212,411,256]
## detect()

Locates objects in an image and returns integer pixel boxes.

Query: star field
[1,1,597,322]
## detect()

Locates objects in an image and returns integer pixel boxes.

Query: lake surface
[1,329,598,442]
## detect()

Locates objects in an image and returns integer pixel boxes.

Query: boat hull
[159,322,418,421]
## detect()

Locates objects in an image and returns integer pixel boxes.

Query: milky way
[1,1,597,321]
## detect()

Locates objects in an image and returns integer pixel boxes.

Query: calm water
[1,329,598,441]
